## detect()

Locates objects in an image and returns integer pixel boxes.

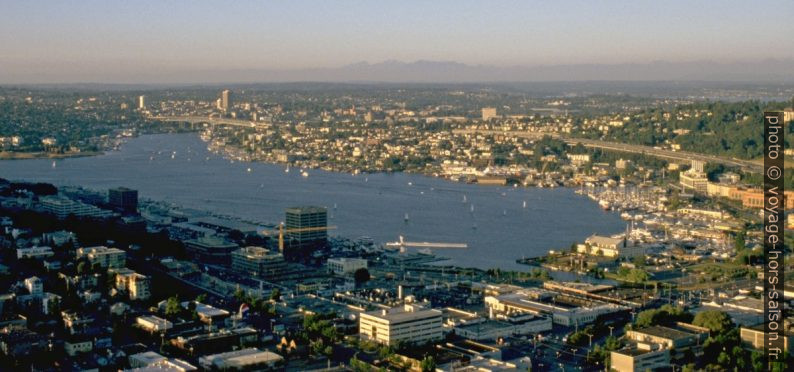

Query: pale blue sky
[1,0,792,82]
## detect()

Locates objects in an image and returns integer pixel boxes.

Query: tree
[734,230,746,252]
[420,356,436,372]
[354,268,371,284]
[269,288,281,302]
[195,293,207,303]
[164,295,182,317]
[693,310,733,335]
[634,305,692,328]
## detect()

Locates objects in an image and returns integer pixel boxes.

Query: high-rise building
[284,206,327,257]
[138,95,146,110]
[221,90,232,112]
[108,187,138,213]
[482,107,498,121]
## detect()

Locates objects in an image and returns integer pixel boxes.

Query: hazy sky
[2,0,793,83]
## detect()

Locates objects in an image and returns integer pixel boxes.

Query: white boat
[301,171,309,178]
[470,204,475,213]
[404,213,409,222]
[285,165,290,173]
[51,161,56,168]
[247,167,252,173]
[417,248,433,255]
[522,200,527,208]
[462,195,467,203]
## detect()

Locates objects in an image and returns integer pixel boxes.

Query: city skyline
[1,0,793,83]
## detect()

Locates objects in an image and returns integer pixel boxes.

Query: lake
[0,133,624,271]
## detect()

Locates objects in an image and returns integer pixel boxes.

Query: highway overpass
[452,129,762,173]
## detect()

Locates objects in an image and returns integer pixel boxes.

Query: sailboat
[51,161,56,169]
[523,200,527,208]
[404,213,410,222]
[470,204,475,213]
[462,195,467,203]
[285,165,290,173]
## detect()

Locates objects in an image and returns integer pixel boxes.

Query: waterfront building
[109,187,138,213]
[578,234,646,258]
[359,303,443,345]
[137,95,146,110]
[327,257,367,275]
[40,195,113,219]
[76,246,126,269]
[183,235,238,265]
[231,246,287,279]
[284,206,328,256]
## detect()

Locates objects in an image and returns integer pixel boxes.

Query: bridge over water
[148,115,267,128]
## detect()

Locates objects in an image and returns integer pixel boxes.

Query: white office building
[359,303,443,346]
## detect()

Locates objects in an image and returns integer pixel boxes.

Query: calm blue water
[0,133,624,271]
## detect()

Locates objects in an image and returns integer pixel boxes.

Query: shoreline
[0,151,104,160]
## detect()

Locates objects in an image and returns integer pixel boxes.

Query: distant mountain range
[3,59,794,85]
[230,59,794,84]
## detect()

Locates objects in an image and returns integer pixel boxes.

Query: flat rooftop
[632,325,693,340]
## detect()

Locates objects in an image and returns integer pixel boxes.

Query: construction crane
[385,235,467,253]
[261,223,337,252]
